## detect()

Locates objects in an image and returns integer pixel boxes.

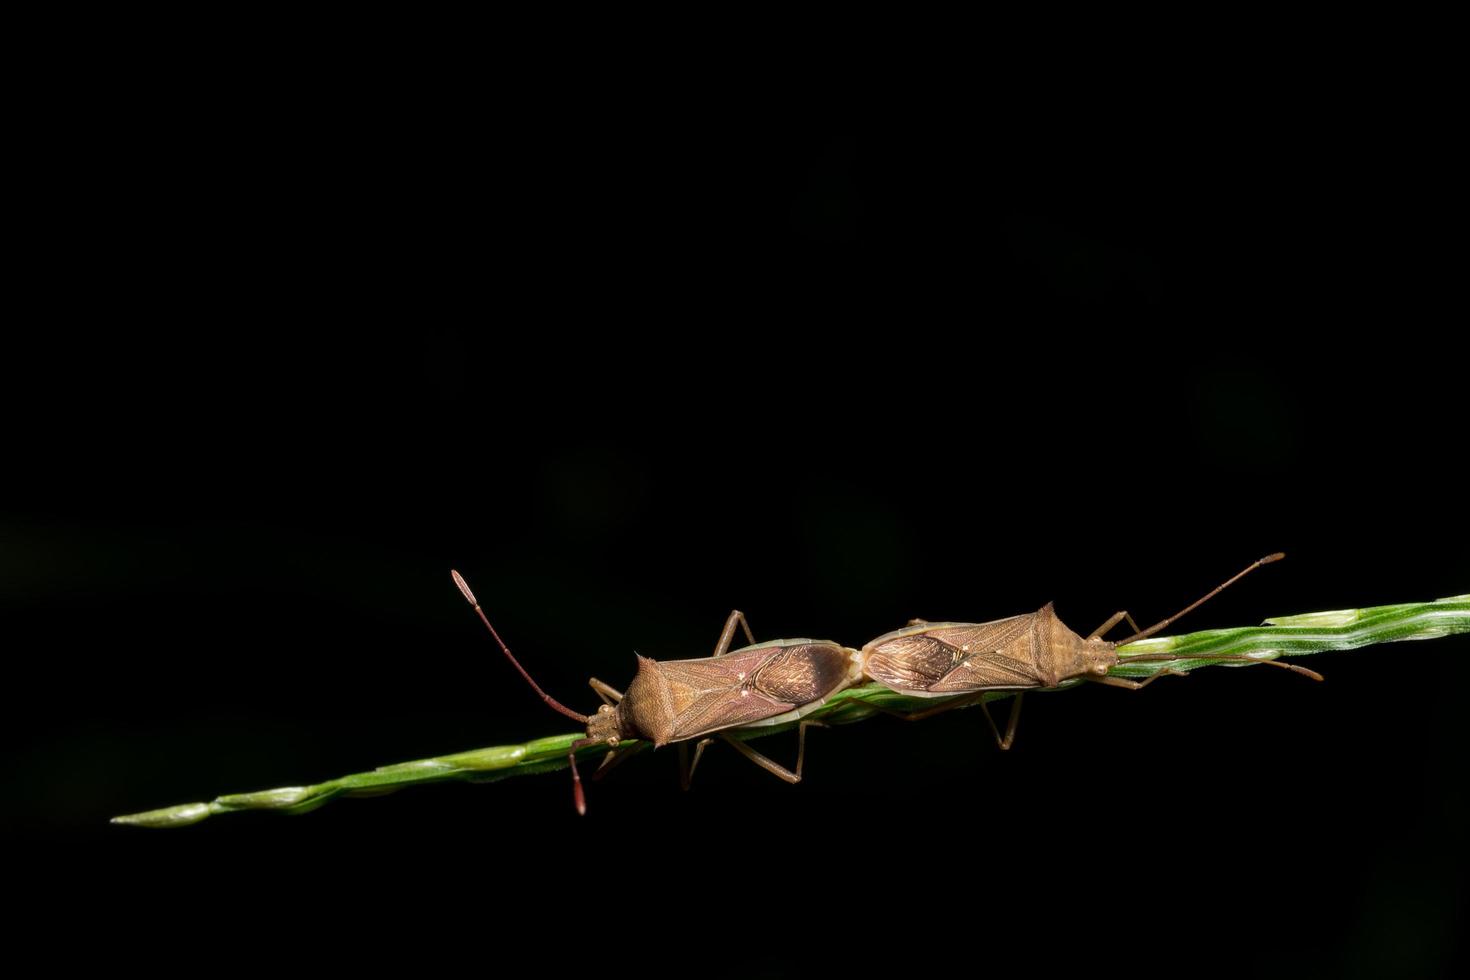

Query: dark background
[8,51,1465,977]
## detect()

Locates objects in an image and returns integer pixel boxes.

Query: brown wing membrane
[752,643,851,704]
[864,635,961,692]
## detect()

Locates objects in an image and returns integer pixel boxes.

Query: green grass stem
[112,593,1469,828]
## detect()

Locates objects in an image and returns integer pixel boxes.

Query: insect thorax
[620,655,677,746]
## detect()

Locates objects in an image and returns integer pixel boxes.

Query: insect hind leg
[719,720,826,784]
[863,691,1025,751]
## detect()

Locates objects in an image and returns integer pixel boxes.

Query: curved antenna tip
[451,569,478,606]
[1264,552,1286,564]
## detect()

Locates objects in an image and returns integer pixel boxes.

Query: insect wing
[922,619,1043,690]
[751,642,853,705]
[655,646,796,740]
[866,614,1042,693]
[863,634,960,691]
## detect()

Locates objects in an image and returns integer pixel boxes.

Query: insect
[452,570,864,814]
[860,554,1323,748]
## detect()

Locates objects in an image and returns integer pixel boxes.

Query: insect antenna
[451,570,590,725]
[1116,553,1286,646]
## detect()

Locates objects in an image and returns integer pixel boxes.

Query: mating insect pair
[452,555,1322,814]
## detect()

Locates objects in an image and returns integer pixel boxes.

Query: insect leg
[1086,669,1187,690]
[861,692,1026,749]
[593,741,649,781]
[679,738,716,790]
[912,693,993,722]
[712,610,758,657]
[589,677,624,704]
[1088,610,1143,640]
[879,691,988,723]
[979,693,1023,751]
[718,720,827,784]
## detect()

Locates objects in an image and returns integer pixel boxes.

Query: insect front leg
[679,738,717,791]
[1089,610,1143,640]
[589,677,624,704]
[594,741,649,781]
[1086,669,1186,690]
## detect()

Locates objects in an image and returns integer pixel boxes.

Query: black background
[8,43,1466,978]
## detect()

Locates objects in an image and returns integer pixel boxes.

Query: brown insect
[452,570,863,814]
[860,554,1323,748]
